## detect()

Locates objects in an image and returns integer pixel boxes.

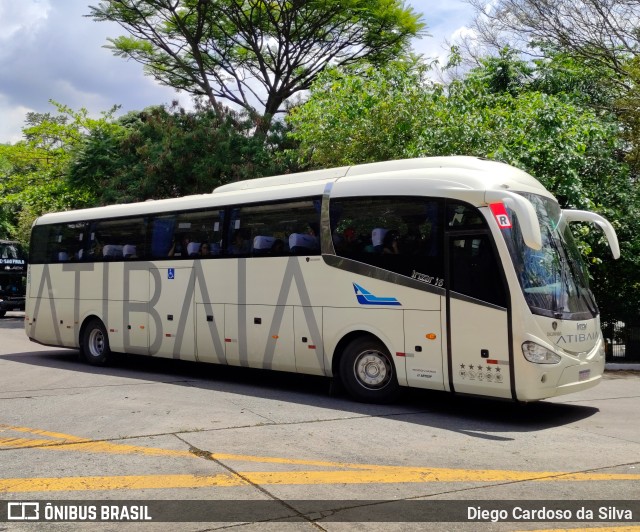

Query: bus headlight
[522,341,562,364]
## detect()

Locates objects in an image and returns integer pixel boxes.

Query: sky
[0,0,476,144]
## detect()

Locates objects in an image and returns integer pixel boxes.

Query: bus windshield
[502,193,597,320]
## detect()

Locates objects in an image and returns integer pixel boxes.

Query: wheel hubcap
[88,329,105,358]
[354,350,391,389]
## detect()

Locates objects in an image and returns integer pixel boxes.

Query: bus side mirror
[562,210,621,259]
[485,190,543,251]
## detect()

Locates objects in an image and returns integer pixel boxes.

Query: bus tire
[0,311,5,318]
[81,319,111,366]
[339,336,400,403]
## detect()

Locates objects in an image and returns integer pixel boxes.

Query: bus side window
[446,202,486,228]
[448,234,506,307]
[45,222,89,262]
[92,217,146,261]
[229,199,321,257]
[329,196,445,280]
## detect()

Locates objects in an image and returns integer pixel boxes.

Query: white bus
[25,157,620,402]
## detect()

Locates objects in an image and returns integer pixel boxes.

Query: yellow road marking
[518,529,640,532]
[1,467,639,493]
[1,424,639,492]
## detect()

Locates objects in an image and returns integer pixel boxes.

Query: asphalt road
[0,311,639,531]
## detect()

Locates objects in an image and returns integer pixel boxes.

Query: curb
[605,363,640,371]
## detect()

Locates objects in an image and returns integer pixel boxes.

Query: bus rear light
[522,341,561,364]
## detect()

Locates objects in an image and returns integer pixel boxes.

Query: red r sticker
[489,203,512,229]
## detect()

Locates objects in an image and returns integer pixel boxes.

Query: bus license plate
[579,369,590,381]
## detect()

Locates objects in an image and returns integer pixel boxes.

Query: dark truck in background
[0,240,27,317]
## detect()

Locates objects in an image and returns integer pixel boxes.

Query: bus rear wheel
[81,319,111,366]
[339,337,400,403]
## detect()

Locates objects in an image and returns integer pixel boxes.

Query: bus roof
[213,156,546,194]
[33,156,552,226]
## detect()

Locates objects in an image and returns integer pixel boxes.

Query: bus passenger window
[230,199,321,257]
[448,234,506,307]
[329,196,444,281]
[447,202,486,228]
[92,217,146,261]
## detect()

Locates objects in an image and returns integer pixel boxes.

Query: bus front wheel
[339,337,400,403]
[81,319,112,366]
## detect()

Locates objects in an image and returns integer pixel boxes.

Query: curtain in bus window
[151,216,176,258]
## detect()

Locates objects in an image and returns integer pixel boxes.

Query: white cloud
[0,0,50,46]
[408,0,475,63]
[0,96,32,144]
[0,0,185,143]
[0,0,475,143]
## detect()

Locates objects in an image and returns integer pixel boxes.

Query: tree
[0,102,120,242]
[460,0,640,174]
[463,0,639,79]
[89,0,425,134]
[288,58,436,166]
[69,103,298,205]
[290,53,627,207]
[289,56,640,320]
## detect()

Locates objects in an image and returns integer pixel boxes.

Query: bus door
[445,231,513,399]
[149,266,197,361]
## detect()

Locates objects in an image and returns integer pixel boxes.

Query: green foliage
[289,54,640,319]
[0,101,118,242]
[68,104,298,205]
[289,56,623,212]
[616,55,640,176]
[288,58,436,166]
[465,47,534,95]
[89,0,425,134]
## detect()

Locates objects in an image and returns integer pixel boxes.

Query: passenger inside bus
[371,228,387,253]
[333,227,359,254]
[230,230,251,255]
[382,230,400,254]
[271,239,285,255]
[168,234,191,257]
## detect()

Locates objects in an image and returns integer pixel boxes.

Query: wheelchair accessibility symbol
[168,268,175,280]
